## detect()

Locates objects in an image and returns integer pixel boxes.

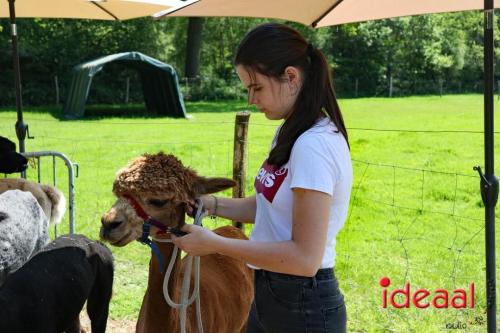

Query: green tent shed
[63,52,187,119]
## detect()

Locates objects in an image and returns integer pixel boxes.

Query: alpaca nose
[101,215,109,226]
[108,221,123,230]
[100,218,123,239]
[101,214,123,228]
[101,213,122,228]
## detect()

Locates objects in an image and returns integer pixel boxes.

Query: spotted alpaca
[0,180,66,285]
[0,190,50,285]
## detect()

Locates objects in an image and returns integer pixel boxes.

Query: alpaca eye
[147,199,167,208]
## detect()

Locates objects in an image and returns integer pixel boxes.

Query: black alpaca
[0,136,28,174]
[0,234,114,333]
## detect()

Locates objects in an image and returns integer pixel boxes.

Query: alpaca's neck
[136,240,182,333]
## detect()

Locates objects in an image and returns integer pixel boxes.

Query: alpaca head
[0,136,28,174]
[100,152,235,247]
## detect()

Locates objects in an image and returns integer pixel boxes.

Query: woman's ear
[284,66,301,95]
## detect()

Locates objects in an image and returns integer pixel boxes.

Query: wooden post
[232,111,250,229]
[125,77,130,104]
[355,78,359,98]
[497,80,499,101]
[439,79,443,97]
[389,76,393,97]
[54,75,59,105]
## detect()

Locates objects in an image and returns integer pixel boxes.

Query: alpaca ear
[194,176,236,195]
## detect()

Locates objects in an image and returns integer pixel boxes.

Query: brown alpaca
[100,152,253,333]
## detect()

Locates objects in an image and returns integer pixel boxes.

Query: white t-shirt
[250,117,352,269]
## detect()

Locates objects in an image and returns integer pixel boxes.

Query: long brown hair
[235,23,349,168]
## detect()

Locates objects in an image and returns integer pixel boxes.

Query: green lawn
[0,95,498,332]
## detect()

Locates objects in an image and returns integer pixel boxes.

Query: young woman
[172,23,352,333]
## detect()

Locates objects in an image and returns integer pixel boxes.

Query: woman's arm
[175,188,331,277]
[201,194,256,224]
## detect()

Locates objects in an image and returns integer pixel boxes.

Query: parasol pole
[8,0,28,178]
[476,0,498,332]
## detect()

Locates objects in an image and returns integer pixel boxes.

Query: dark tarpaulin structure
[63,51,187,119]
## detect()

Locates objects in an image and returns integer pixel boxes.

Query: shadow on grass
[0,99,254,120]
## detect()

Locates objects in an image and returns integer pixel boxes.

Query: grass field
[0,94,499,332]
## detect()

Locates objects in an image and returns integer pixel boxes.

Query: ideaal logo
[380,277,475,309]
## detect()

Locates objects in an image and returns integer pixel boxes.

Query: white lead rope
[153,199,205,333]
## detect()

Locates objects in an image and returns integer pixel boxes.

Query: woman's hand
[185,195,216,218]
[171,224,220,256]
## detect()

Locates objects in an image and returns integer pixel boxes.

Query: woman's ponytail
[236,23,349,168]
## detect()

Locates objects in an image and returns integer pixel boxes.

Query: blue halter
[123,195,193,273]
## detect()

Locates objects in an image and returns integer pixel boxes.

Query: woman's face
[236,65,300,120]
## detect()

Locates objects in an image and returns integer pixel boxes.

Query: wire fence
[342,158,488,331]
[0,113,494,331]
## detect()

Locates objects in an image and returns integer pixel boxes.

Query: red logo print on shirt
[254,160,288,203]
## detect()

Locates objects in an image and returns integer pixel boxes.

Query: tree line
[0,11,498,106]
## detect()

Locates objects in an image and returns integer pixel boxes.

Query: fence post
[497,80,499,101]
[355,78,359,98]
[125,77,130,104]
[232,111,251,230]
[439,79,443,97]
[389,76,393,97]
[54,75,60,105]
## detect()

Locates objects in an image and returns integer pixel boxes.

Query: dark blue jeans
[246,268,347,333]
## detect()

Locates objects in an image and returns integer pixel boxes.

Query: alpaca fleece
[0,178,66,225]
[113,152,199,201]
[0,190,49,285]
